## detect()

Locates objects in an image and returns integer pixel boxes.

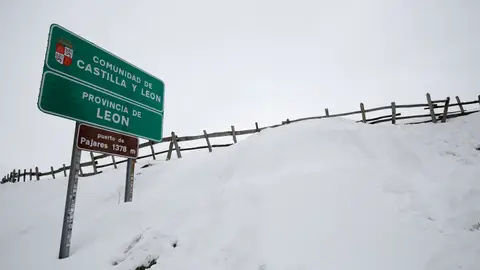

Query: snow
[1,113,480,270]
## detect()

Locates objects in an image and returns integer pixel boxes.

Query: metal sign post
[124,158,135,202]
[59,122,82,259]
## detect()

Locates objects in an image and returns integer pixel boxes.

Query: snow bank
[1,114,480,270]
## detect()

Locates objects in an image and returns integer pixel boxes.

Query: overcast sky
[1,0,479,176]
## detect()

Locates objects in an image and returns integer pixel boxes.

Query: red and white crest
[55,41,74,66]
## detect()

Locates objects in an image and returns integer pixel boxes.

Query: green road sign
[38,24,164,141]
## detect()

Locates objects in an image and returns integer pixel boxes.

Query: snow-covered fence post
[149,141,156,160]
[391,102,396,124]
[426,93,437,123]
[203,130,212,152]
[455,96,465,114]
[441,97,450,123]
[231,125,237,143]
[360,103,367,123]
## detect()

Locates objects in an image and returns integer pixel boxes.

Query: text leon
[82,92,143,128]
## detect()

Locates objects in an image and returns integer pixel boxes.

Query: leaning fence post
[360,103,367,123]
[50,166,56,179]
[171,132,182,159]
[63,164,67,177]
[90,152,98,174]
[203,130,212,152]
[441,97,450,123]
[255,122,259,132]
[455,96,465,114]
[325,108,329,117]
[391,102,396,124]
[426,93,437,123]
[231,125,237,143]
[111,156,117,169]
[166,141,174,161]
[149,141,156,160]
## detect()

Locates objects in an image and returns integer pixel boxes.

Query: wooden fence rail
[2,92,480,184]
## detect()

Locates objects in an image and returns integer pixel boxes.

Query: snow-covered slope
[1,114,480,270]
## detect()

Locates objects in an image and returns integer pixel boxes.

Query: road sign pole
[124,158,135,202]
[59,121,82,259]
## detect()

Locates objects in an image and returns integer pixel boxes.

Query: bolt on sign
[37,23,165,142]
[77,124,139,159]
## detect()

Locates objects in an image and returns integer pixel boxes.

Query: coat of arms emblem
[55,39,74,66]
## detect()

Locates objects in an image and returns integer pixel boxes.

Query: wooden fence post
[441,97,450,123]
[29,168,32,181]
[360,103,366,123]
[90,152,98,174]
[23,169,26,182]
[231,125,237,143]
[166,141,174,161]
[426,93,437,123]
[171,132,182,159]
[391,102,396,124]
[111,156,117,169]
[149,141,156,160]
[17,169,20,183]
[255,122,259,132]
[203,130,212,152]
[35,167,40,180]
[11,170,15,182]
[325,108,329,117]
[63,164,67,177]
[455,96,465,114]
[50,166,56,179]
